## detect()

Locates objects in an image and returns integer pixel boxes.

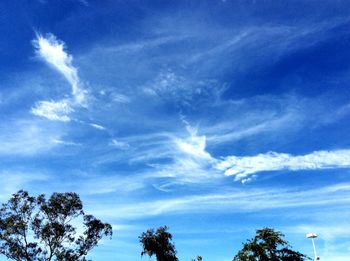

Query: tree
[139,226,178,261]
[191,256,202,261]
[0,190,112,261]
[233,228,310,261]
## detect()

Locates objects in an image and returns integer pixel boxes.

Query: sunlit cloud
[146,127,220,188]
[31,99,73,122]
[33,33,86,104]
[175,129,212,160]
[30,33,89,122]
[217,150,350,182]
[2,3,350,260]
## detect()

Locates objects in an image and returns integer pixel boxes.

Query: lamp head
[306,233,317,238]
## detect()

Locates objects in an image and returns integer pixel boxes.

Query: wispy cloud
[110,93,130,104]
[206,107,304,144]
[33,33,86,104]
[217,150,350,182]
[175,127,212,160]
[88,114,350,186]
[90,123,106,130]
[76,174,145,195]
[31,33,87,122]
[0,120,62,156]
[94,127,218,189]
[284,223,350,260]
[110,139,130,150]
[95,35,189,54]
[119,119,350,185]
[52,139,80,146]
[144,126,221,188]
[143,71,184,97]
[290,224,350,241]
[142,70,220,107]
[91,182,350,220]
[0,171,49,200]
[31,99,73,122]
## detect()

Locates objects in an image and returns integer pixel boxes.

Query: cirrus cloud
[216,149,350,182]
[31,33,87,122]
[31,99,73,122]
[33,33,86,104]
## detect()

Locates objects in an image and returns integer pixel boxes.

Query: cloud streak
[91,182,350,220]
[217,150,350,182]
[147,127,220,189]
[31,33,87,122]
[0,120,62,156]
[90,123,106,130]
[33,33,86,104]
[31,100,73,122]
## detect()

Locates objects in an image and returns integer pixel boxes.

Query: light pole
[306,233,319,260]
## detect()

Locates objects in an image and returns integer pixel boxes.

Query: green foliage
[139,226,178,261]
[0,190,112,261]
[191,256,203,261]
[233,228,310,261]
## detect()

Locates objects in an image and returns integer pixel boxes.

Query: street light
[306,233,319,260]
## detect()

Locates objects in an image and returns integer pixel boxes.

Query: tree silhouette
[139,226,178,261]
[233,228,310,261]
[0,190,112,261]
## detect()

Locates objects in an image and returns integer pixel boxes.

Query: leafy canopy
[139,226,178,261]
[233,228,310,261]
[0,190,112,261]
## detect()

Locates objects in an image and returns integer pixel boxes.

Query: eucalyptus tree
[233,228,310,261]
[139,226,178,261]
[0,190,112,261]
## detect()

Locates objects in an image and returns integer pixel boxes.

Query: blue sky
[1,0,350,260]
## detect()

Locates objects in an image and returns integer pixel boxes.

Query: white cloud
[33,33,86,104]
[143,70,214,104]
[110,139,130,150]
[143,71,181,97]
[111,123,328,187]
[96,35,188,54]
[284,224,350,261]
[77,174,145,195]
[0,120,62,156]
[91,182,350,219]
[175,129,212,160]
[31,100,73,122]
[202,94,308,145]
[206,109,303,144]
[31,33,89,122]
[290,224,350,241]
[217,150,350,182]
[90,123,106,130]
[0,171,49,200]
[106,127,218,187]
[146,127,220,187]
[111,93,130,103]
[52,139,80,146]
